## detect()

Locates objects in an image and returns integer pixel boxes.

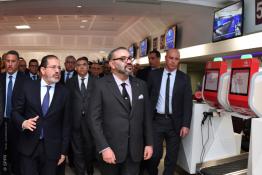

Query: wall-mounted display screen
[165,26,176,49]
[213,1,243,42]
[140,38,149,57]
[128,44,137,58]
[204,70,219,91]
[230,68,250,95]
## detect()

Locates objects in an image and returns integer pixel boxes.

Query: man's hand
[102,148,116,164]
[180,127,190,138]
[22,116,39,131]
[57,155,66,165]
[144,145,153,160]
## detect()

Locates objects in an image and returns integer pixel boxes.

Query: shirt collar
[164,68,177,76]
[41,79,56,88]
[112,74,131,87]
[78,73,89,80]
[7,71,18,79]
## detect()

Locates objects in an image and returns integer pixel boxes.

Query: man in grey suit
[147,48,192,175]
[66,57,95,175]
[87,47,153,175]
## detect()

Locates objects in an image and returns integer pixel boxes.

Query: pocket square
[138,94,144,99]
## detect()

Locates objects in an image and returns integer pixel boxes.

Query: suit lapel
[172,70,180,99]
[107,74,130,112]
[129,77,139,119]
[36,81,43,116]
[73,76,82,96]
[45,83,60,117]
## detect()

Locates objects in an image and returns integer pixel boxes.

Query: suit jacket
[0,71,28,115]
[0,84,3,126]
[136,66,152,82]
[148,68,193,132]
[59,70,77,84]
[11,80,71,160]
[66,75,95,139]
[25,72,40,81]
[87,74,153,163]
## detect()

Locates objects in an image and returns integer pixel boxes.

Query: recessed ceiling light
[80,25,85,28]
[38,16,42,20]
[15,25,31,29]
[81,20,87,23]
[77,5,82,8]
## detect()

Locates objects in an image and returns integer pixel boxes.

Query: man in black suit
[66,57,95,175]
[0,50,28,175]
[88,47,153,175]
[147,49,192,175]
[59,55,77,84]
[136,50,161,81]
[26,59,40,80]
[12,55,71,175]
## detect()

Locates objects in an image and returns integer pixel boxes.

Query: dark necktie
[65,72,70,83]
[6,75,13,118]
[32,75,37,80]
[165,73,171,115]
[42,86,51,116]
[40,85,51,139]
[80,78,86,97]
[121,83,131,110]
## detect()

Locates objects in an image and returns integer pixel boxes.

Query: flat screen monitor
[165,26,176,49]
[213,1,243,42]
[128,44,137,58]
[140,38,149,57]
[204,70,219,91]
[230,68,250,95]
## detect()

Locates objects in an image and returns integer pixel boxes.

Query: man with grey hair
[87,47,153,175]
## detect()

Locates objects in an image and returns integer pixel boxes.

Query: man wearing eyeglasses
[147,49,192,175]
[87,47,153,175]
[12,55,71,175]
[59,55,77,84]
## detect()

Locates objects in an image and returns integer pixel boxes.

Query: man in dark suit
[66,57,95,175]
[0,50,28,175]
[59,55,77,84]
[87,47,153,175]
[147,49,192,175]
[26,59,40,80]
[12,55,71,175]
[136,50,161,82]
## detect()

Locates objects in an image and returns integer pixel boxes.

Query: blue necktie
[42,85,51,116]
[40,85,51,139]
[65,72,70,83]
[6,75,13,118]
[32,75,37,80]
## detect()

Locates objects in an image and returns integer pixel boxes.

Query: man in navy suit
[26,59,40,80]
[147,49,192,175]
[12,55,71,175]
[0,50,27,175]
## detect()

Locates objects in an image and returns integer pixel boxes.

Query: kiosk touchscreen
[228,58,260,116]
[203,61,227,108]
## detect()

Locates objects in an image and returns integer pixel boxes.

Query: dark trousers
[20,140,57,175]
[0,118,21,175]
[99,156,140,175]
[71,129,94,175]
[147,115,181,175]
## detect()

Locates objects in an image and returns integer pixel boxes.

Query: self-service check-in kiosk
[177,60,240,174]
[227,58,262,175]
[197,57,262,175]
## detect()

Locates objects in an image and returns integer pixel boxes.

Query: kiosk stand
[177,61,240,174]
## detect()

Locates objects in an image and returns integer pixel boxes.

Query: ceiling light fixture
[80,25,85,28]
[81,20,87,23]
[15,25,31,29]
[77,5,82,8]
[38,16,42,20]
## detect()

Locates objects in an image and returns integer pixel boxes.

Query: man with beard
[87,47,153,175]
[12,55,71,175]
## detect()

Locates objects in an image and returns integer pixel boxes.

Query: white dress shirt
[156,68,177,114]
[40,79,55,106]
[77,74,89,90]
[112,74,132,104]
